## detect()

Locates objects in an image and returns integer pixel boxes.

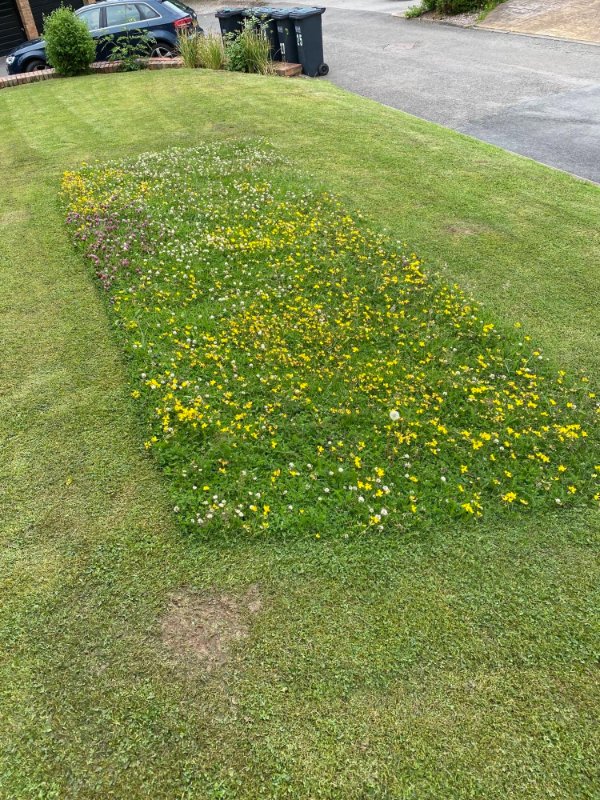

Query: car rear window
[161,0,190,16]
[137,3,160,20]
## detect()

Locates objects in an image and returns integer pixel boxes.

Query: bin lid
[215,7,247,17]
[242,6,279,16]
[289,6,325,18]
[269,7,306,18]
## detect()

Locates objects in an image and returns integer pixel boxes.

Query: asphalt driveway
[320,8,600,182]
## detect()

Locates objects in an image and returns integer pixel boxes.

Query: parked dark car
[5,0,200,75]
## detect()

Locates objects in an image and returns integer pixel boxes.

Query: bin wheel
[318,63,329,76]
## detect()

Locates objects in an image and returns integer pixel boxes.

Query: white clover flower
[389,410,400,421]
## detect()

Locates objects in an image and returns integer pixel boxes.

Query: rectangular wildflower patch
[62,142,600,536]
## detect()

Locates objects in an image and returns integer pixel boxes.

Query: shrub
[102,27,156,71]
[225,20,272,74]
[178,31,226,70]
[405,4,426,18]
[43,6,96,76]
[406,0,501,16]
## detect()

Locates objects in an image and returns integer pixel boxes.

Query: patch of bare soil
[161,585,262,670]
[445,222,492,236]
[0,210,31,225]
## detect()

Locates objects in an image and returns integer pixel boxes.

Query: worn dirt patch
[0,210,31,226]
[445,222,492,236]
[161,585,261,670]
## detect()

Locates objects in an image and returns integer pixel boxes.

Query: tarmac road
[318,7,600,183]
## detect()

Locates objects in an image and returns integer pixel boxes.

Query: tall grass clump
[177,30,202,68]
[178,31,227,70]
[199,33,227,70]
[225,20,272,74]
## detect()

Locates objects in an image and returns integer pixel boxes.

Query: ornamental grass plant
[198,32,228,70]
[178,31,227,70]
[177,30,203,68]
[179,28,266,72]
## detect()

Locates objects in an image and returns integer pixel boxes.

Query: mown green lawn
[0,70,598,799]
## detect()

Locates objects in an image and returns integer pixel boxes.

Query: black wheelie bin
[215,7,246,38]
[270,8,299,64]
[289,7,328,77]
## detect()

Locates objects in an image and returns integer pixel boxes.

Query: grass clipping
[62,143,600,536]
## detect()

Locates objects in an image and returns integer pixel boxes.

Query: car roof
[80,0,161,7]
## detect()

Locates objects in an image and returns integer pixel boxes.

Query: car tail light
[174,16,193,28]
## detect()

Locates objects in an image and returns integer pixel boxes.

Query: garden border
[0,58,301,90]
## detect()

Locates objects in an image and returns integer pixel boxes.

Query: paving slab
[479,0,600,45]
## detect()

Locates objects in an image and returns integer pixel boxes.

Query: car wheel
[25,59,47,72]
[150,43,175,58]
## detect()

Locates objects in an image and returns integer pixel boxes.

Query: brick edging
[0,57,185,91]
[0,67,56,89]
